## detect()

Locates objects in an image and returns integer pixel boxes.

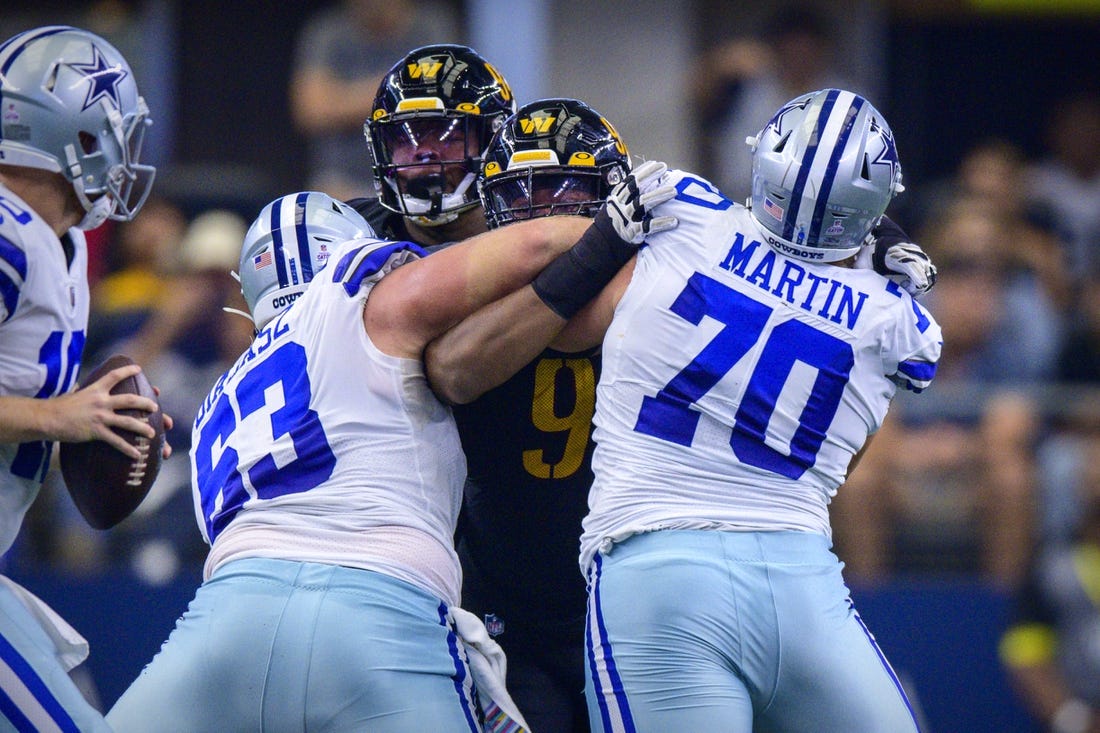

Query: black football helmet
[364,44,516,226]
[479,98,631,229]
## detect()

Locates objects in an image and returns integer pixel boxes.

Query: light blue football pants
[0,579,111,732]
[107,558,481,732]
[584,530,921,733]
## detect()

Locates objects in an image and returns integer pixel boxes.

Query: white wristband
[1052,698,1092,733]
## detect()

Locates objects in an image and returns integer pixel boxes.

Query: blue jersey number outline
[0,193,34,225]
[11,330,84,481]
[194,340,336,540]
[633,272,853,479]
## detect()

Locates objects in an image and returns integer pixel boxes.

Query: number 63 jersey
[190,238,467,606]
[579,171,942,573]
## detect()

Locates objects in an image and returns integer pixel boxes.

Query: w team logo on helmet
[364,44,516,225]
[747,88,904,262]
[0,25,155,230]
[479,98,632,229]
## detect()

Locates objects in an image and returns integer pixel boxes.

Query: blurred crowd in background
[2,0,1099,728]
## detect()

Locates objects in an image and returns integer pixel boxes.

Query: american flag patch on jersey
[763,196,784,220]
[253,251,273,270]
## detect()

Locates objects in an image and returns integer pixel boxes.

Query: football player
[107,167,674,730]
[425,88,940,731]
[432,96,633,733]
[0,25,161,730]
[358,43,516,248]
[578,89,936,731]
[357,49,604,731]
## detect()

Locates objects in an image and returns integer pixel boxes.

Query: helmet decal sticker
[67,44,128,112]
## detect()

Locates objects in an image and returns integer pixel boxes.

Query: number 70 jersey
[580,172,941,571]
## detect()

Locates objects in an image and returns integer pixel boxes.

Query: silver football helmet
[0,26,155,230]
[746,88,904,262]
[238,192,375,330]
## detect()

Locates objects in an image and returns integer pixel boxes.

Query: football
[59,354,165,530]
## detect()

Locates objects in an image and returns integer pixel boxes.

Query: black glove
[867,216,937,299]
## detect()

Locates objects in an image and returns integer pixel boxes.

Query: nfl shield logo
[484,613,505,637]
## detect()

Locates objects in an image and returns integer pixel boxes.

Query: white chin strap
[77,196,113,231]
[399,172,477,227]
[411,209,459,227]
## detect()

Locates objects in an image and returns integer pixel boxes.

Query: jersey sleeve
[885,293,942,393]
[328,238,426,296]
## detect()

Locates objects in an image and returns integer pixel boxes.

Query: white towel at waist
[451,606,532,733]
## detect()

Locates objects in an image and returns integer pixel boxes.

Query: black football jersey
[347,197,411,241]
[455,347,599,625]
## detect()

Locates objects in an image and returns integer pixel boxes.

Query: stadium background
[3,1,1099,730]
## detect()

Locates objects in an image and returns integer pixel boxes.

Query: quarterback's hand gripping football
[603,160,678,244]
[864,216,937,299]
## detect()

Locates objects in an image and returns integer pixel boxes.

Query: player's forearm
[426,215,636,402]
[0,395,58,443]
[426,287,565,404]
[468,216,591,302]
[366,217,587,359]
[550,257,633,353]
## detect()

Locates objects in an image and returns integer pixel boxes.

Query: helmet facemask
[367,109,497,225]
[71,96,155,229]
[365,44,517,226]
[478,97,631,230]
[481,167,606,229]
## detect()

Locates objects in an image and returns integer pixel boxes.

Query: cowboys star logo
[869,117,900,183]
[67,45,128,112]
[764,98,810,138]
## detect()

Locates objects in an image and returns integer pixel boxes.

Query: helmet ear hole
[44,64,61,92]
[773,131,792,153]
[861,155,872,181]
[79,131,98,155]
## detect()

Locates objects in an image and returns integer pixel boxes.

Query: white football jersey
[579,171,942,572]
[191,238,467,605]
[0,184,89,555]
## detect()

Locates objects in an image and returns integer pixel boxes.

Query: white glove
[603,160,678,244]
[882,241,937,298]
[859,216,937,299]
